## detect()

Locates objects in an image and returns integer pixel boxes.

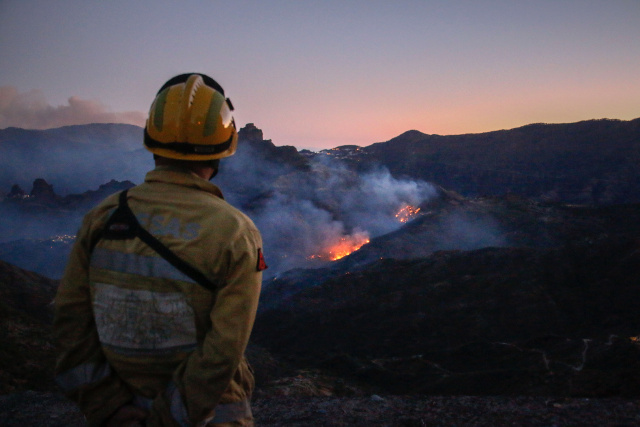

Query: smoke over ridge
[218,145,438,275]
[0,123,508,280]
[0,86,145,129]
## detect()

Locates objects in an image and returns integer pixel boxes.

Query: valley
[1,120,639,425]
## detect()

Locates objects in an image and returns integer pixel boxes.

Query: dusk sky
[1,0,639,150]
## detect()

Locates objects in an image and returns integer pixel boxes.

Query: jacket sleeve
[53,213,134,426]
[149,225,263,426]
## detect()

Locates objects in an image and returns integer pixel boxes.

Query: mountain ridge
[352,118,640,204]
[2,117,639,203]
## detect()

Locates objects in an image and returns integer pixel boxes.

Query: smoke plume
[0,123,508,281]
[218,145,438,275]
[0,86,145,129]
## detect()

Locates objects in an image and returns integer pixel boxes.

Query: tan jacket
[54,166,263,426]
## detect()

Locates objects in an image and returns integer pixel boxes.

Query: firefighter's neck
[154,156,218,181]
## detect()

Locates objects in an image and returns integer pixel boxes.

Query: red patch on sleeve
[257,248,268,271]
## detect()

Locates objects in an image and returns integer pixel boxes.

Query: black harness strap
[98,189,217,292]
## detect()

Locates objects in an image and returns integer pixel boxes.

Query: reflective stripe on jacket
[54,165,263,426]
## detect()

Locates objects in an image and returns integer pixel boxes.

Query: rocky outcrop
[238,122,264,141]
[4,178,134,210]
[29,179,57,203]
[237,123,309,171]
[5,184,26,199]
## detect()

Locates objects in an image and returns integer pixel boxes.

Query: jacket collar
[144,165,225,199]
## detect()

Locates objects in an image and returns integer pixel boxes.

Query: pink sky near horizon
[1,1,639,150]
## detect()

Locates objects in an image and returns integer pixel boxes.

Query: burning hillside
[306,204,422,263]
[395,205,422,223]
[219,145,437,275]
[308,231,370,261]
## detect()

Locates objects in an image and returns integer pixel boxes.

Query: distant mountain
[339,118,640,205]
[0,123,151,194]
[3,118,639,204]
[2,119,640,279]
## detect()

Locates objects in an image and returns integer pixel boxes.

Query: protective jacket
[54,165,264,426]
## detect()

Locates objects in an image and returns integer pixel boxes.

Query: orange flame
[395,205,421,223]
[328,235,370,260]
[308,232,370,261]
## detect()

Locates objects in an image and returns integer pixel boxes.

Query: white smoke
[219,145,438,275]
[0,86,145,129]
[336,165,436,236]
[0,123,511,280]
[254,194,361,272]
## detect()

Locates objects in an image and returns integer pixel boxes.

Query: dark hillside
[260,193,640,311]
[0,260,58,393]
[353,118,640,204]
[254,197,640,397]
[340,198,640,269]
[254,235,640,397]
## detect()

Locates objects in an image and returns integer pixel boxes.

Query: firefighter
[54,73,266,426]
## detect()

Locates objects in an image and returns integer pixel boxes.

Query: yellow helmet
[144,73,238,160]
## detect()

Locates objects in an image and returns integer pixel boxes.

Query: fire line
[308,234,370,261]
[395,205,421,223]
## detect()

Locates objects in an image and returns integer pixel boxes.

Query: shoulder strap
[95,190,218,292]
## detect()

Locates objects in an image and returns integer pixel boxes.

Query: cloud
[0,86,146,129]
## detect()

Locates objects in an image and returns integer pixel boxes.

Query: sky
[1,0,639,150]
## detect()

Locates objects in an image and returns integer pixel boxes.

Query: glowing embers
[395,205,421,223]
[308,231,370,261]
